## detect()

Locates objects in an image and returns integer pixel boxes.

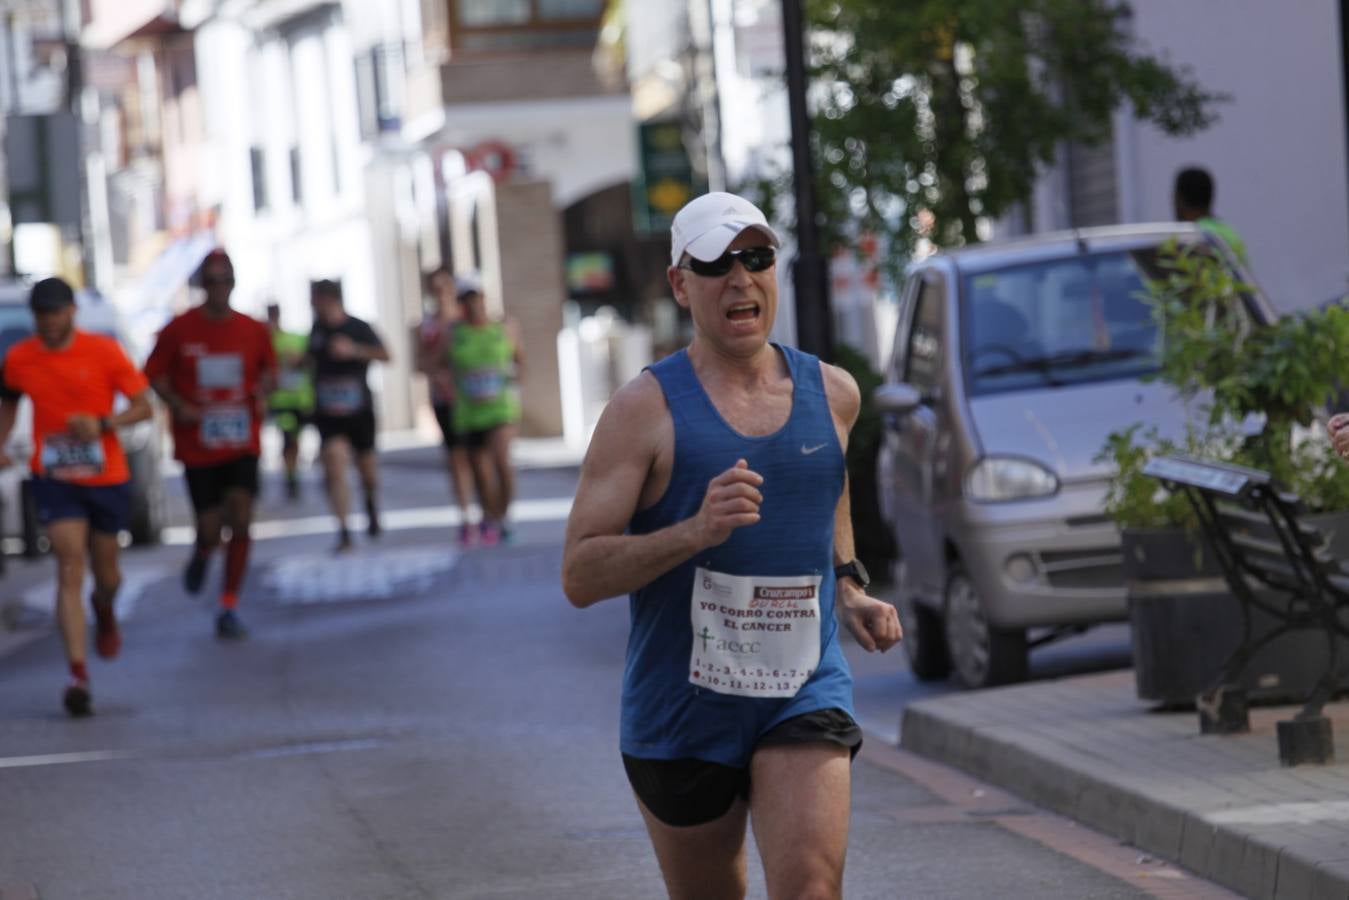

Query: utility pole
[781,0,832,362]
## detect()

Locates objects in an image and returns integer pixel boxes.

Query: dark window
[250,146,268,212]
[290,146,302,205]
[905,277,945,396]
[450,0,605,52]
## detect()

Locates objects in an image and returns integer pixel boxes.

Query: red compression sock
[69,660,89,682]
[224,534,251,599]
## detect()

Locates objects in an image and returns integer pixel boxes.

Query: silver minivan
[874,223,1275,688]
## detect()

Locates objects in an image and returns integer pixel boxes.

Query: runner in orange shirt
[0,278,153,716]
[144,250,276,639]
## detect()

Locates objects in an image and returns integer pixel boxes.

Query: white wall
[430,95,636,209]
[1117,0,1349,310]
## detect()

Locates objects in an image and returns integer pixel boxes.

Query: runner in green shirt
[1174,166,1250,266]
[447,275,523,545]
[267,303,314,500]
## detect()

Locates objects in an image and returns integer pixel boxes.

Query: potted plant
[1099,241,1349,704]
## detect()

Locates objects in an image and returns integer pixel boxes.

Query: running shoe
[458,523,478,548]
[479,522,501,546]
[215,609,248,641]
[183,552,210,595]
[333,528,354,555]
[366,499,382,538]
[286,477,300,502]
[499,524,515,546]
[63,679,92,717]
[91,593,120,660]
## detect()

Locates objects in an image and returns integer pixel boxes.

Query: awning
[82,0,183,50]
[117,230,216,317]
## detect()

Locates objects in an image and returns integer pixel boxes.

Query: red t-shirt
[143,306,276,466]
[2,331,149,486]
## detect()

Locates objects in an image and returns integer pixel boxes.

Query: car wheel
[127,446,164,546]
[943,562,1028,688]
[893,556,951,681]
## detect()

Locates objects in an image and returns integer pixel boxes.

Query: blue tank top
[621,344,855,767]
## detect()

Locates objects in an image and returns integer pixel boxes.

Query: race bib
[200,406,251,448]
[463,368,504,402]
[316,378,364,415]
[279,369,307,392]
[41,434,105,481]
[196,354,244,390]
[689,567,822,698]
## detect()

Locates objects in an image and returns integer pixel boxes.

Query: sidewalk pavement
[902,669,1349,900]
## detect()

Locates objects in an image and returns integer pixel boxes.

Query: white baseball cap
[454,273,483,297]
[670,192,781,267]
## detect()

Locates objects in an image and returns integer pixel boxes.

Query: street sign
[632,120,701,234]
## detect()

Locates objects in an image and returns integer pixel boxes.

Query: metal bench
[1142,454,1348,765]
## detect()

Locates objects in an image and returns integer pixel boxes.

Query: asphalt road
[0,442,1230,899]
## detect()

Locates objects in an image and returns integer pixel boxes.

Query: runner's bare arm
[562,372,764,608]
[0,397,17,466]
[821,362,902,652]
[149,373,199,422]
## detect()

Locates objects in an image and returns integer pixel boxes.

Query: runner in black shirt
[307,279,390,552]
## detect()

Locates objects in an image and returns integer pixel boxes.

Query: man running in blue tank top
[563,191,902,899]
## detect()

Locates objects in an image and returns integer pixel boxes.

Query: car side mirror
[873,383,923,416]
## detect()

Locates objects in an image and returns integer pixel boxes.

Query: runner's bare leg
[47,518,91,666]
[634,796,749,900]
[750,742,851,900]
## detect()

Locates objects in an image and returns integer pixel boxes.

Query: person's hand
[329,335,358,361]
[691,459,763,548]
[67,414,101,442]
[837,580,903,652]
[1331,413,1349,459]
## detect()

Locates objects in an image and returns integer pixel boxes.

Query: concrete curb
[901,690,1349,900]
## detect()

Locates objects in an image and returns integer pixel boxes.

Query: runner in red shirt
[144,249,276,639]
[0,278,153,716]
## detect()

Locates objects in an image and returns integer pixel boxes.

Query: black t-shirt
[308,315,383,416]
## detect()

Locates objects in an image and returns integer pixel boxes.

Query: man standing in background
[1174,166,1249,266]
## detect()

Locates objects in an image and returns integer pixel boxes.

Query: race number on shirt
[316,378,364,415]
[41,434,105,481]
[196,354,244,390]
[463,369,505,402]
[689,568,823,698]
[279,369,307,392]
[199,406,251,448]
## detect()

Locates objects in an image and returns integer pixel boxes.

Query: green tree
[805,0,1224,261]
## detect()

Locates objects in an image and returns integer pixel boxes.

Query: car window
[905,276,945,395]
[0,304,32,362]
[962,249,1176,396]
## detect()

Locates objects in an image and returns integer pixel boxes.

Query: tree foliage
[804,0,1225,259]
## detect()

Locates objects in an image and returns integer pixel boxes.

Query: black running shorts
[184,455,260,513]
[314,410,377,454]
[621,707,863,828]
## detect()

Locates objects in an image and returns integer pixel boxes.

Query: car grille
[1037,547,1124,590]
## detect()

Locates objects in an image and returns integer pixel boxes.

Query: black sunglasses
[679,246,776,277]
[202,275,234,287]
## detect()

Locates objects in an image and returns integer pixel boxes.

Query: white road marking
[162,497,574,546]
[0,749,134,770]
[262,546,461,604]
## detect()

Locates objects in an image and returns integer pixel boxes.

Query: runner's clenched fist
[692,458,763,547]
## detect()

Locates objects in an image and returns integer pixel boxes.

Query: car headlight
[965,456,1059,502]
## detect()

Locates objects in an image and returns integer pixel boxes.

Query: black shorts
[432,403,458,449]
[621,708,863,828]
[30,478,131,535]
[184,456,260,513]
[461,425,504,450]
[315,410,377,454]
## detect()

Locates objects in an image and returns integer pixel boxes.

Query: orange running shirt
[143,306,276,467]
[1,330,149,486]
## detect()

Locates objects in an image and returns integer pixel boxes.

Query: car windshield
[962,249,1166,396]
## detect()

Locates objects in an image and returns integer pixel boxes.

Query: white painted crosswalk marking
[262,546,461,605]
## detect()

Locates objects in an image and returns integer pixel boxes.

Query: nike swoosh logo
[801,443,828,455]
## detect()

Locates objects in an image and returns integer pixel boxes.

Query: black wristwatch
[834,559,870,589]
[98,416,111,434]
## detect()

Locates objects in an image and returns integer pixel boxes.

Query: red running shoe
[92,595,120,660]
